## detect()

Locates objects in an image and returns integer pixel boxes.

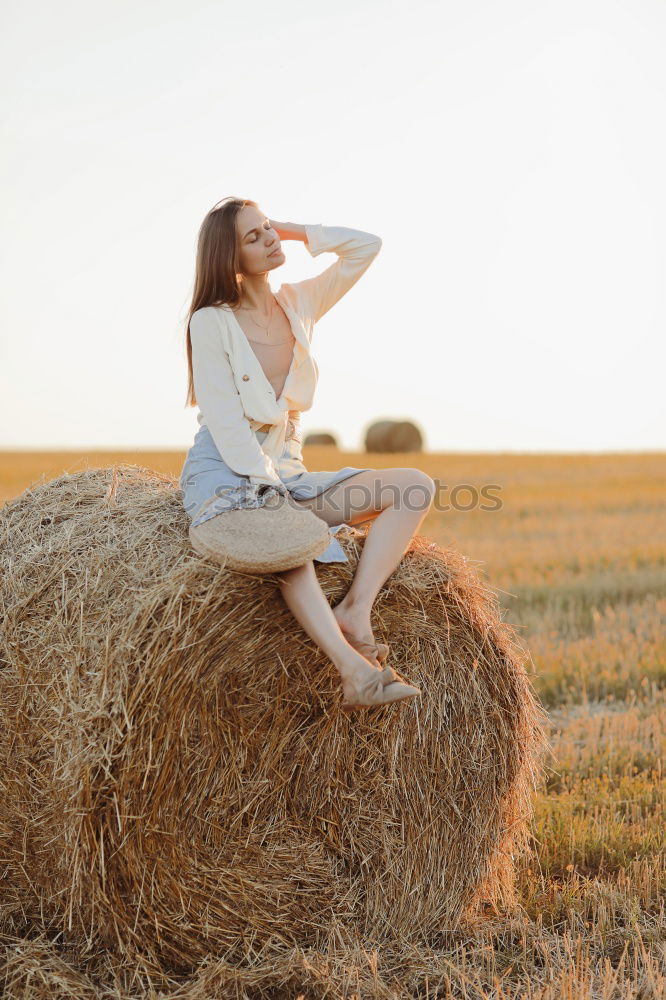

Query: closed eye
[250,221,272,242]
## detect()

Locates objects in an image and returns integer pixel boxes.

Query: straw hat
[188,485,332,572]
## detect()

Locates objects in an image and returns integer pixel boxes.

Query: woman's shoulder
[192,303,227,319]
[190,305,232,341]
[275,282,303,316]
[191,303,235,324]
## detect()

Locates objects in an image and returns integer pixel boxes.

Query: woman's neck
[236,276,274,311]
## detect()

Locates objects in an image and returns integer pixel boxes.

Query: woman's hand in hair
[268,220,307,243]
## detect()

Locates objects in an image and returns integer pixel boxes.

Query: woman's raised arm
[282,223,382,325]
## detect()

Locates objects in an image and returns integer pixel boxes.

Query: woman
[180,196,436,709]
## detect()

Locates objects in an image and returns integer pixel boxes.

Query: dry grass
[0,458,547,998]
[0,447,664,998]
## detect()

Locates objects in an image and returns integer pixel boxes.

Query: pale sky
[2,0,664,453]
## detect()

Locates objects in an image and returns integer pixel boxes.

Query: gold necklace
[238,294,276,337]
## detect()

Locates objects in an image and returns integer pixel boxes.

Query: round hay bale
[364,419,423,452]
[303,431,338,446]
[0,464,549,989]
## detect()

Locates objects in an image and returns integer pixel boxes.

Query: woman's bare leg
[290,468,437,646]
[275,559,389,695]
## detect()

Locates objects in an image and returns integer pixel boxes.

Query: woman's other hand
[268,220,307,243]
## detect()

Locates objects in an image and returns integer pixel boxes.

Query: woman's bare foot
[332,599,388,666]
[331,598,372,639]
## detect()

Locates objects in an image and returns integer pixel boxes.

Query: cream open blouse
[188,223,382,488]
[245,335,295,402]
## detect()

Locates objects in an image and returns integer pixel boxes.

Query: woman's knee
[382,468,436,512]
[405,470,436,512]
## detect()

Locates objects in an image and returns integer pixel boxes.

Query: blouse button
[242,374,250,381]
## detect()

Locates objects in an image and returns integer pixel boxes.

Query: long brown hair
[184,196,259,408]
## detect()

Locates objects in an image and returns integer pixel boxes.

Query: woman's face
[235,205,284,276]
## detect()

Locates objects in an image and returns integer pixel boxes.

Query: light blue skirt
[179,423,372,563]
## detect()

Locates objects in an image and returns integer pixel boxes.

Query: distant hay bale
[365,419,423,452]
[303,431,338,445]
[0,464,549,995]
